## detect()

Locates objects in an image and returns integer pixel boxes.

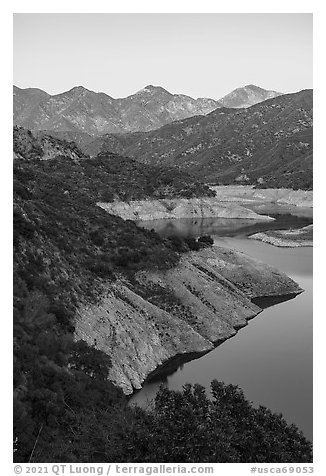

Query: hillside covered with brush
[87,90,312,190]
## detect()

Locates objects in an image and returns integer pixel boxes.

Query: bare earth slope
[97,197,275,221]
[75,245,302,394]
[211,185,313,208]
[249,224,313,247]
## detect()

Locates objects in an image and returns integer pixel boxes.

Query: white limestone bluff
[250,224,313,248]
[75,246,302,394]
[97,197,275,221]
[210,185,313,208]
[96,186,313,223]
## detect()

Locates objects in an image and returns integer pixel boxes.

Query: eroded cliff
[97,197,275,221]
[211,185,313,208]
[75,245,301,394]
[249,224,313,247]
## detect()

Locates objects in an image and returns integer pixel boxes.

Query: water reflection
[136,213,312,240]
[131,212,313,440]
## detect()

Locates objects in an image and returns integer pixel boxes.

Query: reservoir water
[131,207,313,441]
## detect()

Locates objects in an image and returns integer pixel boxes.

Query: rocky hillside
[249,224,313,248]
[13,127,214,200]
[13,84,285,137]
[113,85,220,132]
[76,245,302,394]
[13,126,88,161]
[13,84,221,136]
[219,84,282,108]
[90,89,312,190]
[13,86,50,121]
[97,197,275,221]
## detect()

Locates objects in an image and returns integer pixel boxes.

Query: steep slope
[13,125,88,161]
[114,85,221,132]
[13,84,221,135]
[76,246,301,394]
[13,86,50,125]
[90,89,312,189]
[36,129,95,151]
[14,86,123,135]
[219,84,282,108]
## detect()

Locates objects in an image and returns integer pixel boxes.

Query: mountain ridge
[13,83,284,136]
[85,89,312,190]
[219,84,282,108]
[13,84,221,135]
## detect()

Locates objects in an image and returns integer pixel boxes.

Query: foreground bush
[15,367,312,463]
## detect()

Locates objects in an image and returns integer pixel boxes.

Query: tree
[68,340,112,380]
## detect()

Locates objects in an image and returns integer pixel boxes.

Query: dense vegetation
[13,131,312,462]
[14,126,214,200]
[14,345,313,463]
[125,383,312,463]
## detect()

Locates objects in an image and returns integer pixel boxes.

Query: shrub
[167,235,186,252]
[198,235,214,246]
[184,237,201,251]
[124,382,313,463]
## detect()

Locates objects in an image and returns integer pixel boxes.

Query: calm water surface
[131,209,313,440]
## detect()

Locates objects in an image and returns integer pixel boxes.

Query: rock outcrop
[97,198,275,221]
[211,185,313,208]
[75,246,302,394]
[249,224,313,247]
[13,125,88,162]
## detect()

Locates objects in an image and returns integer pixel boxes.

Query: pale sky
[13,13,312,100]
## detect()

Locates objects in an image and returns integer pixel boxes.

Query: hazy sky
[13,13,312,99]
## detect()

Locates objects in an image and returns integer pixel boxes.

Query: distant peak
[135,85,156,94]
[243,84,281,94]
[136,84,171,95]
[13,85,48,94]
[244,84,263,91]
[69,85,90,94]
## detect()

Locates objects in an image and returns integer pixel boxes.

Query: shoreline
[75,245,303,395]
[210,185,313,208]
[97,186,312,224]
[129,290,303,398]
[77,186,306,395]
[97,197,275,222]
[249,224,313,248]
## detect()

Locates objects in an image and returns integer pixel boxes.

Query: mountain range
[13,84,282,136]
[84,89,312,189]
[13,84,312,190]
